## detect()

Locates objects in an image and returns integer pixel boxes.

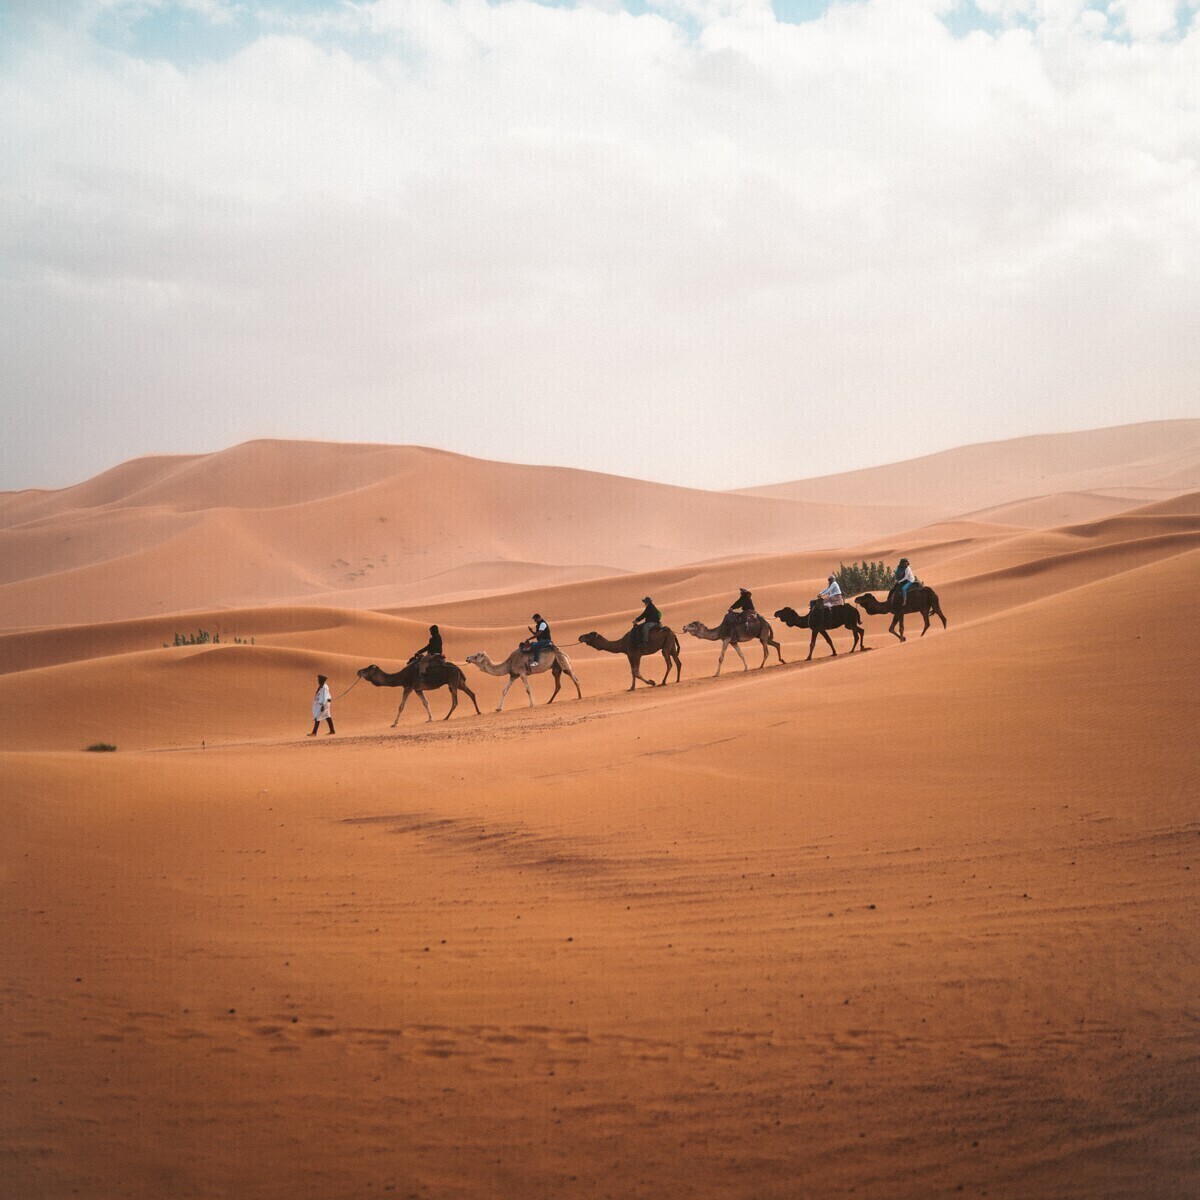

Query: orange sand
[1,427,1197,1199]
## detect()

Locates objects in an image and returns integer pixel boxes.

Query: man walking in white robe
[309,674,335,736]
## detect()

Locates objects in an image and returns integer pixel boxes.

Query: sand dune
[0,440,959,627]
[5,423,1196,628]
[2,437,1197,1200]
[1,490,1195,750]
[737,418,1200,511]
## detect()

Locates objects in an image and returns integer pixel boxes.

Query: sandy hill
[2,392,1199,1200]
[1,476,1197,1199]
[4,422,1199,630]
[2,488,1196,750]
[735,419,1200,513]
[0,441,943,629]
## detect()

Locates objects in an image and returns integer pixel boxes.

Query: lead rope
[328,674,364,703]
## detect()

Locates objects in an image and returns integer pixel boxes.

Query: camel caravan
[350,560,946,724]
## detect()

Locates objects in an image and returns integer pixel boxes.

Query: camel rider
[891,559,917,609]
[525,613,552,661]
[409,624,444,681]
[818,575,842,608]
[729,588,756,615]
[727,587,756,631]
[632,596,661,646]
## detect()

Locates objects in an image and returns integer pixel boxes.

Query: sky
[2,0,1198,492]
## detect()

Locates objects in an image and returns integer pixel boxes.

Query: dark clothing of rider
[633,598,661,645]
[528,616,551,651]
[730,590,756,614]
[411,627,444,678]
[412,627,443,660]
[635,600,661,625]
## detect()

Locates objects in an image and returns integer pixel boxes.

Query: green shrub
[86,743,117,752]
[834,560,896,595]
[169,630,253,646]
[173,629,213,646]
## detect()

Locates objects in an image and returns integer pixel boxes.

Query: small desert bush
[834,560,896,595]
[165,630,254,647]
[86,743,117,753]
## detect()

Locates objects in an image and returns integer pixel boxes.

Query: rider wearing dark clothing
[632,597,661,645]
[730,588,756,614]
[413,625,443,659]
[526,614,552,659]
[410,625,444,680]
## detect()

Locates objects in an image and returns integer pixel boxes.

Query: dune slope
[0,447,1196,1200]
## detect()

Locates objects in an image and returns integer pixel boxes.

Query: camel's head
[464,652,484,667]
[854,594,873,607]
[774,607,800,626]
[682,621,703,637]
[356,664,378,680]
[578,632,600,647]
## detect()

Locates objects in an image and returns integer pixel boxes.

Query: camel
[775,603,865,660]
[682,612,784,677]
[465,645,582,711]
[855,587,947,642]
[357,661,481,724]
[578,625,682,690]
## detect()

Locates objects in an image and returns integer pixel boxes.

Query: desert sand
[1,423,1198,1199]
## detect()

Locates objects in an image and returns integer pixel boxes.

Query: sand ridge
[8,421,1197,628]
[1,430,1197,1199]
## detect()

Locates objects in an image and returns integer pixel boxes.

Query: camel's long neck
[478,657,509,676]
[694,625,724,641]
[372,671,406,686]
[591,635,626,653]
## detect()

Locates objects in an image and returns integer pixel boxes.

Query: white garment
[897,565,915,585]
[312,683,331,720]
[819,581,842,604]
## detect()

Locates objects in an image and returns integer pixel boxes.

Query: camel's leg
[524,672,537,707]
[416,689,433,722]
[732,640,749,672]
[443,686,458,720]
[629,652,655,690]
[628,657,657,696]
[659,650,672,686]
[888,614,904,642]
[807,630,835,661]
[557,655,583,699]
[919,608,932,637]
[462,683,481,715]
[391,687,412,727]
[497,674,517,712]
[714,638,729,677]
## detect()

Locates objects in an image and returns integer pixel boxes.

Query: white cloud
[1,0,1198,490]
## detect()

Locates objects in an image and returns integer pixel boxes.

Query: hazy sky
[2,0,1198,492]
